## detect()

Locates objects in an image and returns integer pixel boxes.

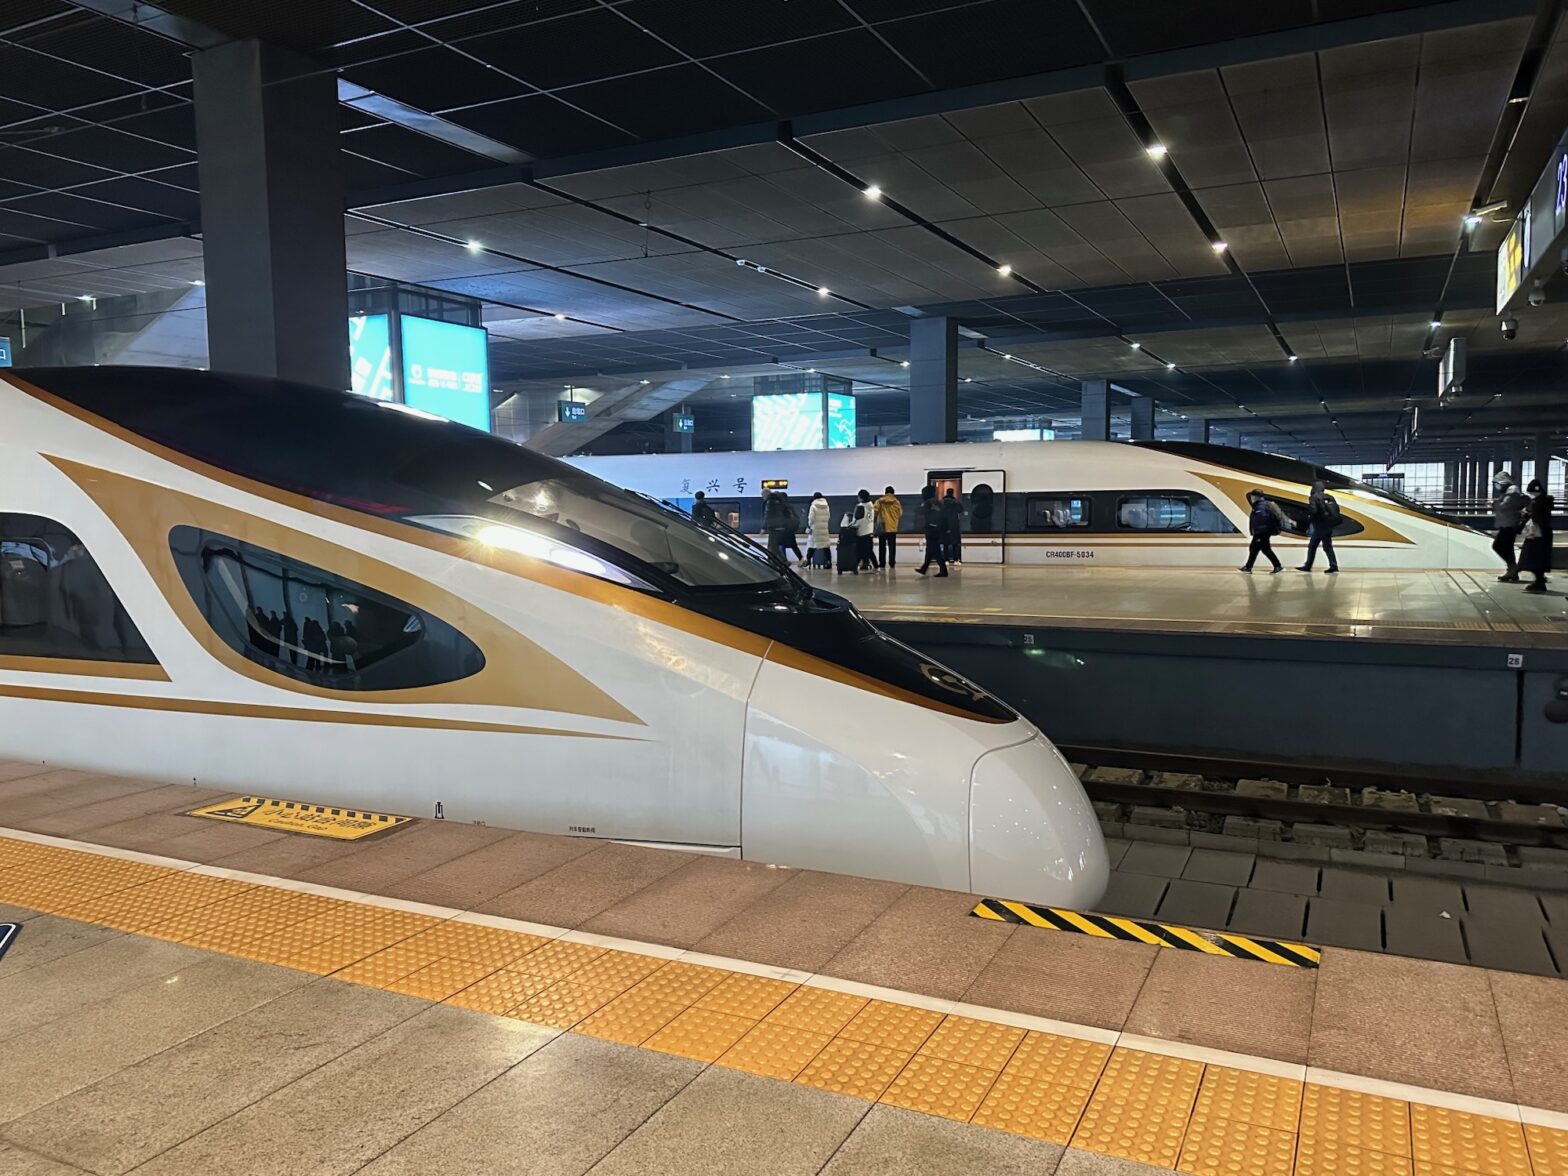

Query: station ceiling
[2,0,1568,463]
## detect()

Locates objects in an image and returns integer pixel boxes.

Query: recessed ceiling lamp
[465,239,482,252]
[997,264,1012,277]
[1146,143,1168,159]
[1288,354,1299,362]
[1211,240,1229,253]
[817,286,830,296]
[554,313,566,321]
[1166,362,1176,370]
[900,360,910,368]
[190,279,205,287]
[864,185,882,200]
[1130,341,1141,350]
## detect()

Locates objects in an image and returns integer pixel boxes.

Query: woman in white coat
[806,491,832,569]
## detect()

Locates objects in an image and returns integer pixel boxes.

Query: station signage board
[1496,126,1568,315]
[558,400,587,423]
[673,413,695,434]
[0,336,11,367]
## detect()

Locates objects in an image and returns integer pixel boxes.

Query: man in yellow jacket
[875,486,904,569]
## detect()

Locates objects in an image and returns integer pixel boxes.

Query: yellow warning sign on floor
[188,796,411,840]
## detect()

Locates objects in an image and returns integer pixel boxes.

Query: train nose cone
[970,734,1109,909]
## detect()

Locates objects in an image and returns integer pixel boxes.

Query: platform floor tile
[1070,1049,1203,1168]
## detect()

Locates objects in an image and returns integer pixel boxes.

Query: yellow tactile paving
[1526,1125,1568,1176]
[643,1005,757,1063]
[794,1037,912,1101]
[6,830,1567,1176]
[1071,1048,1204,1169]
[766,985,867,1034]
[1410,1104,1532,1176]
[972,1069,1093,1143]
[1194,1066,1303,1132]
[716,1020,834,1080]
[1180,1114,1297,1176]
[880,1052,1000,1122]
[1300,1083,1413,1155]
[1294,1136,1414,1176]
[505,977,622,1028]
[838,999,943,1053]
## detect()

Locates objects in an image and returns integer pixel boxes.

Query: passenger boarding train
[0,367,1106,907]
[571,441,1496,570]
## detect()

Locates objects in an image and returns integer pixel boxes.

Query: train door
[926,469,1007,563]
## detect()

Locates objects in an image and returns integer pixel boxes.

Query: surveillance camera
[1501,318,1519,340]
[1529,284,1547,308]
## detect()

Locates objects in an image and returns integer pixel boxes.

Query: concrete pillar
[1535,432,1553,486]
[193,40,348,390]
[1510,442,1528,485]
[1188,418,1210,443]
[666,408,693,453]
[909,317,957,444]
[1443,461,1459,502]
[1079,378,1110,441]
[1129,397,1155,441]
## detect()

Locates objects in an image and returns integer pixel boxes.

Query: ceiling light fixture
[466,239,482,252]
[639,379,650,385]
[554,313,566,321]
[997,264,1012,277]
[1130,341,1141,350]
[817,286,830,296]
[864,184,882,200]
[190,279,205,287]
[900,360,911,368]
[1288,354,1298,362]
[1166,362,1176,371]
[1508,95,1528,105]
[963,377,973,383]
[1211,240,1229,253]
[1146,143,1168,159]
[1429,320,1442,330]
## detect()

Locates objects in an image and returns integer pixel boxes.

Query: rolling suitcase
[812,546,832,569]
[836,525,860,574]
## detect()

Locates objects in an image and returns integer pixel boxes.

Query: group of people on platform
[1490,470,1556,593]
[1238,480,1343,575]
[690,485,966,578]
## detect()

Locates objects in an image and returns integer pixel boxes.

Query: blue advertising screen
[347,315,393,400]
[401,316,491,432]
[826,392,856,449]
[752,392,824,451]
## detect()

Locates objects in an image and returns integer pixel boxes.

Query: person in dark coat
[690,490,717,527]
[1519,478,1555,594]
[940,489,963,563]
[914,485,949,577]
[763,492,792,564]
[1239,489,1286,573]
[1296,480,1341,574]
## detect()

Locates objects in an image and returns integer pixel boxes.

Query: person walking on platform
[1519,478,1555,594]
[1491,470,1529,582]
[764,492,801,566]
[690,490,717,528]
[805,491,831,569]
[853,489,878,570]
[1239,489,1286,573]
[940,488,964,564]
[875,486,902,569]
[914,485,949,577]
[1296,480,1341,574]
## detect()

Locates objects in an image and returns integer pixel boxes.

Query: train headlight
[412,516,654,591]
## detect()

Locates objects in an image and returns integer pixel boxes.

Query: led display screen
[347,314,393,400]
[826,393,856,448]
[401,315,491,432]
[752,392,824,451]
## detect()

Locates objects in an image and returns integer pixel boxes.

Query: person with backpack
[763,492,801,566]
[1296,480,1341,574]
[940,488,964,564]
[1491,470,1530,582]
[1239,489,1287,573]
[1519,478,1555,594]
[853,489,878,570]
[690,490,717,528]
[805,491,832,569]
[914,485,950,577]
[875,486,903,569]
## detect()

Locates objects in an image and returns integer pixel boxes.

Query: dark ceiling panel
[0,146,114,190]
[0,42,143,108]
[109,104,198,152]
[710,29,925,117]
[29,125,192,174]
[445,94,631,158]
[344,49,533,112]
[153,0,398,51]
[68,176,199,220]
[879,0,1104,89]
[343,123,502,178]
[565,64,774,140]
[617,0,858,57]
[416,0,600,40]
[1081,0,1314,58]
[463,7,680,90]
[5,190,175,235]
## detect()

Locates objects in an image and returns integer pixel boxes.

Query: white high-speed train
[571,441,1496,569]
[0,367,1106,907]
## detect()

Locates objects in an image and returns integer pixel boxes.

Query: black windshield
[20,366,784,592]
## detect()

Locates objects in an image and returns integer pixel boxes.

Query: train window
[1025,496,1090,529]
[0,514,156,665]
[1116,494,1238,533]
[169,527,484,691]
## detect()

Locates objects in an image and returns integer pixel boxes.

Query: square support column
[193,40,348,390]
[1079,379,1110,441]
[1129,397,1155,441]
[1535,432,1553,486]
[909,317,957,444]
[1188,418,1210,443]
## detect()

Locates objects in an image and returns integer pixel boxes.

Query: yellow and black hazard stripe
[260,798,399,823]
[973,898,1320,968]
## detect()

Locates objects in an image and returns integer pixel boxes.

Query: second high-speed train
[570,441,1496,569]
[0,367,1106,908]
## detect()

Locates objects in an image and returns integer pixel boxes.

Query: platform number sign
[1507,653,1524,669]
[0,923,17,963]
